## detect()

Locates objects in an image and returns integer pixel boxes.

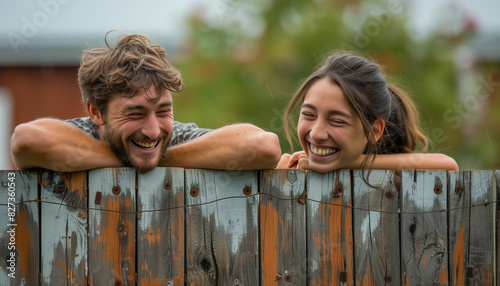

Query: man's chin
[129,158,160,173]
[134,164,157,174]
[130,151,168,173]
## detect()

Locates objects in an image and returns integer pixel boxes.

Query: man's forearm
[161,124,281,170]
[11,118,122,171]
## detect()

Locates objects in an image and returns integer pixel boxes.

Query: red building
[0,35,175,169]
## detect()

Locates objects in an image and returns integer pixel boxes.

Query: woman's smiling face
[297,77,368,172]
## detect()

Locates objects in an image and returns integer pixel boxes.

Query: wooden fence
[0,168,498,285]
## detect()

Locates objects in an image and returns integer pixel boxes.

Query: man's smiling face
[91,86,174,173]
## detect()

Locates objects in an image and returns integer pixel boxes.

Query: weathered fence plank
[496,170,500,286]
[88,168,136,285]
[40,171,88,285]
[352,170,400,285]
[259,169,306,285]
[448,170,471,286]
[401,170,448,285]
[137,167,185,285]
[0,170,39,286]
[306,170,353,285]
[185,169,259,286]
[449,171,493,285]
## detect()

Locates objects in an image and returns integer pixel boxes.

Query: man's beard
[103,127,171,173]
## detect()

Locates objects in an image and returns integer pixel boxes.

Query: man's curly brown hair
[78,32,183,115]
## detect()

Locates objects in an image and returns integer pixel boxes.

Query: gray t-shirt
[66,117,211,146]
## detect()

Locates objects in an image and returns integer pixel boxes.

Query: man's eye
[157,110,172,116]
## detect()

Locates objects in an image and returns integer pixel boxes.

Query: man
[10,33,281,172]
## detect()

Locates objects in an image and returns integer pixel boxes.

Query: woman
[277,52,458,172]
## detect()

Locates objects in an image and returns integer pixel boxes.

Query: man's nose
[141,115,161,140]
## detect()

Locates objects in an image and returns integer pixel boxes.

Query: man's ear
[86,101,105,126]
[372,118,385,142]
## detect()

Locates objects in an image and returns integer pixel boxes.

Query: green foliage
[172,0,496,169]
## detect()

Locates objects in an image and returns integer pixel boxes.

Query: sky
[1,0,499,41]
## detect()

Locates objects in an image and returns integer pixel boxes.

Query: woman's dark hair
[284,52,428,169]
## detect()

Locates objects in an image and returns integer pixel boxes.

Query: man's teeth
[133,141,158,150]
[311,146,338,156]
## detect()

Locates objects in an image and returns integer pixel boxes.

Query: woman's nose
[308,121,328,142]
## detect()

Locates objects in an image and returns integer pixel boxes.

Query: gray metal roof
[0,34,179,66]
[1,31,498,66]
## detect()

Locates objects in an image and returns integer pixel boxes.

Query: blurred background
[0,0,499,170]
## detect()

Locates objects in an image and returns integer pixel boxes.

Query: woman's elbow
[445,156,459,171]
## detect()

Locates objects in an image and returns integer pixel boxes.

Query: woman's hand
[277,151,309,170]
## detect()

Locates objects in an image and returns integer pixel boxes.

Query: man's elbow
[254,131,282,168]
[11,124,36,169]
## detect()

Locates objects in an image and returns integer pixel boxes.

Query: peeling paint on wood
[306,170,353,285]
[185,169,259,286]
[40,170,88,285]
[88,168,136,285]
[0,168,499,285]
[401,170,448,285]
[259,169,306,285]
[353,170,400,285]
[449,171,494,285]
[0,170,39,285]
[137,167,185,285]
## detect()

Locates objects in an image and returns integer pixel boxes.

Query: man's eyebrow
[157,101,173,108]
[122,101,173,112]
[301,103,353,119]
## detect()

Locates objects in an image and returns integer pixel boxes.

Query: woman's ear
[86,101,105,126]
[372,118,385,142]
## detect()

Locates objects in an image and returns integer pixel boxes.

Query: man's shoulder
[66,117,100,140]
[171,121,211,145]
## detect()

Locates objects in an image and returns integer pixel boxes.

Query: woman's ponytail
[379,84,428,154]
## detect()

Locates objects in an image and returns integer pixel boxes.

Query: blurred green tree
[172,0,497,169]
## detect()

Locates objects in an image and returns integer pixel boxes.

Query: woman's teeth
[311,146,338,156]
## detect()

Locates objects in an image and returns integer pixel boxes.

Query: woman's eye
[301,112,315,118]
[330,119,347,125]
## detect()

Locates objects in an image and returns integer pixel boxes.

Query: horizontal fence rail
[0,168,498,285]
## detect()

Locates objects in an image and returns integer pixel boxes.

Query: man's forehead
[109,88,173,109]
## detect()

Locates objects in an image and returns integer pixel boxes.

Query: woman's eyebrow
[301,103,353,119]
